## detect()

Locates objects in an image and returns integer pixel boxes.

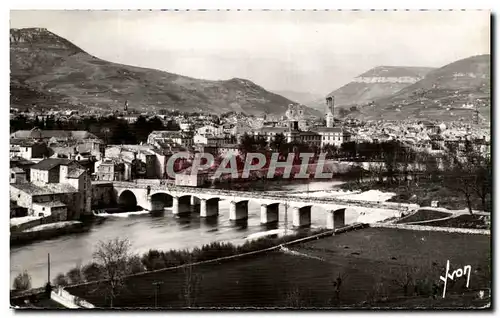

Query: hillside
[326,66,434,114]
[363,54,491,122]
[10,28,321,117]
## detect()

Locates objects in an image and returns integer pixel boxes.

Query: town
[9,10,491,311]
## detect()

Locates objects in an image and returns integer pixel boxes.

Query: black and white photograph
[8,9,491,309]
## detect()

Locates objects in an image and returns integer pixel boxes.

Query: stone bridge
[112,181,419,229]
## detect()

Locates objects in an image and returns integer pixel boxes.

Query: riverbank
[338,179,489,211]
[65,225,490,308]
[10,221,90,246]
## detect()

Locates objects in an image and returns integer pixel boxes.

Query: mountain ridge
[10,28,321,117]
[325,66,435,109]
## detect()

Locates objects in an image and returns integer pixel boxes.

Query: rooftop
[33,201,67,208]
[67,167,86,179]
[11,129,101,141]
[31,158,74,171]
[11,182,78,196]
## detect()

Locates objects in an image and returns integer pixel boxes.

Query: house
[10,140,49,160]
[196,125,222,136]
[175,171,209,187]
[95,159,126,181]
[10,158,92,220]
[194,134,236,147]
[147,131,194,147]
[32,201,67,220]
[10,167,27,184]
[11,128,105,159]
[10,201,28,218]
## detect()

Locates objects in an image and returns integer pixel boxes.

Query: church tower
[326,96,334,128]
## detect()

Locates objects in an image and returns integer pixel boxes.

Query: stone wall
[91,182,115,208]
[370,223,490,235]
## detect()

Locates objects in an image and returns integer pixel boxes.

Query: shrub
[141,250,166,271]
[127,255,145,274]
[13,270,31,291]
[53,273,69,287]
[82,262,103,282]
[67,267,84,285]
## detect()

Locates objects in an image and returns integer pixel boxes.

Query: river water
[11,180,362,288]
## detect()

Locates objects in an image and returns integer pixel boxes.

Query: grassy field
[396,209,452,224]
[67,227,490,309]
[424,214,489,229]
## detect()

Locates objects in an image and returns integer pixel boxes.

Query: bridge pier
[190,196,200,206]
[229,201,248,221]
[292,206,311,228]
[172,196,191,215]
[326,209,346,230]
[149,200,165,212]
[200,198,219,217]
[260,203,279,224]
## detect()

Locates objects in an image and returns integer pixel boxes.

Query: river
[11,180,362,288]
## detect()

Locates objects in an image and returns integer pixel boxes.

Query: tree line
[10,115,181,144]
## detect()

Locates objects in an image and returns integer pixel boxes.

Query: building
[254,101,351,149]
[147,131,194,147]
[193,134,236,147]
[10,167,27,184]
[10,158,92,220]
[10,140,49,161]
[11,128,105,160]
[196,125,222,136]
[95,159,126,181]
[175,171,209,187]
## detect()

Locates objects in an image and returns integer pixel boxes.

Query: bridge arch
[150,192,174,212]
[292,205,312,228]
[326,208,347,229]
[200,197,220,217]
[260,202,280,224]
[118,190,138,210]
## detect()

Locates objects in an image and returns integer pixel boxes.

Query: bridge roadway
[111,181,419,229]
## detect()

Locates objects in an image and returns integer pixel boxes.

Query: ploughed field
[67,227,491,308]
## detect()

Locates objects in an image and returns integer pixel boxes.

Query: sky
[10,10,490,96]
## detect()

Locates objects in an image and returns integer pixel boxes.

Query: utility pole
[152,281,164,308]
[47,253,51,285]
[284,201,289,236]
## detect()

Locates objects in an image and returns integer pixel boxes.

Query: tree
[13,271,32,291]
[471,154,492,211]
[82,262,103,282]
[182,263,202,307]
[126,255,145,274]
[340,141,357,159]
[269,133,286,152]
[322,144,338,159]
[92,238,132,307]
[53,273,69,287]
[443,153,476,214]
[67,267,84,285]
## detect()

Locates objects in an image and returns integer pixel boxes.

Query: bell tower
[326,96,335,127]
